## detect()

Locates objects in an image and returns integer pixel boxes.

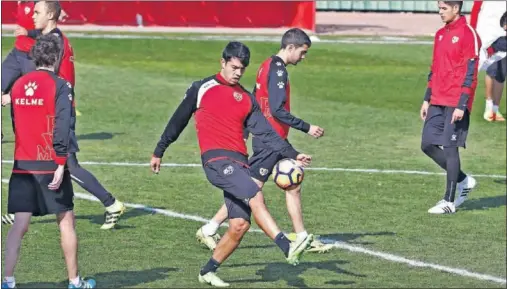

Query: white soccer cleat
[196,228,221,251]
[198,272,230,287]
[454,176,477,208]
[428,200,456,214]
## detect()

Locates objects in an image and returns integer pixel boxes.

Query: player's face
[437,2,459,24]
[220,57,246,85]
[33,2,52,30]
[288,44,309,65]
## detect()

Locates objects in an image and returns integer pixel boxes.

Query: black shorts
[248,147,284,183]
[486,57,506,83]
[203,159,260,222]
[422,105,470,148]
[7,171,74,217]
[1,48,35,93]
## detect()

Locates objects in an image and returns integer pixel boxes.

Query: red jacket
[427,16,482,112]
[10,70,73,174]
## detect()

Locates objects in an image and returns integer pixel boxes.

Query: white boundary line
[1,160,504,179]
[0,33,433,45]
[1,178,505,285]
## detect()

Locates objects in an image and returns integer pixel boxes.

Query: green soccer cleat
[286,233,334,253]
[286,233,314,266]
[1,214,15,225]
[101,201,126,230]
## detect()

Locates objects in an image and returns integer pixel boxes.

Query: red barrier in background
[1,1,315,31]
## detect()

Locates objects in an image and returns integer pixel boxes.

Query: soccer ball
[273,158,304,190]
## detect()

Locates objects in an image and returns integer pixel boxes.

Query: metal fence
[316,1,474,13]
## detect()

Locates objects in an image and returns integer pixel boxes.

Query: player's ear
[220,58,226,69]
[452,4,460,15]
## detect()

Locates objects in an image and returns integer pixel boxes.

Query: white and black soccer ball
[273,158,304,190]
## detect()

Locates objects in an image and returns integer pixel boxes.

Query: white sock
[3,276,15,288]
[296,231,309,242]
[201,220,220,236]
[493,105,499,113]
[70,276,81,286]
[486,99,494,110]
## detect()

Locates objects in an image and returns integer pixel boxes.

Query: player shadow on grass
[18,267,178,288]
[459,195,506,211]
[33,207,161,229]
[225,260,364,287]
[77,132,124,141]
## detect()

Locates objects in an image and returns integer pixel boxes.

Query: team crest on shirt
[233,92,243,102]
[24,7,31,14]
[452,36,459,44]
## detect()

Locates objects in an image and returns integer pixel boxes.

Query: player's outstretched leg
[57,211,96,289]
[284,185,333,253]
[67,154,126,229]
[249,191,313,265]
[197,182,330,253]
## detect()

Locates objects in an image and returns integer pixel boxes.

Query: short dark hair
[501,11,507,27]
[281,28,312,49]
[443,1,463,13]
[222,41,250,67]
[42,0,61,21]
[30,34,62,68]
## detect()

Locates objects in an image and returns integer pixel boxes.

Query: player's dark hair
[443,1,463,13]
[501,11,507,27]
[281,28,312,49]
[42,0,61,21]
[30,33,62,68]
[222,41,250,67]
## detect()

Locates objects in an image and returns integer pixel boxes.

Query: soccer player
[151,41,314,287]
[196,28,332,254]
[2,34,96,289]
[1,1,68,103]
[1,1,126,230]
[471,1,506,121]
[481,12,507,120]
[420,1,480,214]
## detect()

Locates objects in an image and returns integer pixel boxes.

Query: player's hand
[150,156,161,174]
[451,108,464,124]
[296,154,312,167]
[14,26,27,36]
[2,94,11,106]
[420,101,430,120]
[48,165,65,190]
[308,125,324,138]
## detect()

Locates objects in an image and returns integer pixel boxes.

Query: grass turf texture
[1,36,505,288]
